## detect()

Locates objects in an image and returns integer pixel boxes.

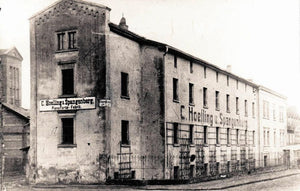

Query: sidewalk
[143,168,300,190]
[3,168,300,190]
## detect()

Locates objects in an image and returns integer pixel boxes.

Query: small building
[0,47,30,175]
[257,86,287,168]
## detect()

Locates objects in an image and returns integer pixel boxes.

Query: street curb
[142,172,300,190]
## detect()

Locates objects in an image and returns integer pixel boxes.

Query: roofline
[109,22,259,88]
[258,85,287,100]
[2,102,30,120]
[29,0,111,20]
[0,46,23,61]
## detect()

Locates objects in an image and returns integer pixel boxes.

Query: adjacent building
[28,0,288,184]
[0,47,30,175]
[257,86,287,168]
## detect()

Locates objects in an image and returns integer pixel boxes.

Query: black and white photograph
[0,0,299,190]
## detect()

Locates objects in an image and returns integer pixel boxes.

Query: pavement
[2,168,300,190]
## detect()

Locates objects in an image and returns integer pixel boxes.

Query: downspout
[256,88,261,168]
[163,46,168,179]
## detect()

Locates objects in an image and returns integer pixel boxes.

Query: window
[274,131,276,145]
[62,69,74,95]
[121,120,129,145]
[204,126,208,144]
[204,66,206,78]
[279,106,284,122]
[190,165,195,178]
[236,129,239,144]
[174,55,177,68]
[174,166,179,179]
[267,130,270,146]
[227,76,229,86]
[236,80,238,89]
[263,101,269,119]
[173,123,178,144]
[57,32,64,50]
[227,128,230,144]
[253,131,255,145]
[252,102,255,118]
[203,87,207,108]
[216,72,218,82]
[244,100,248,117]
[226,94,230,113]
[273,104,276,121]
[121,72,129,98]
[190,61,193,73]
[173,78,179,101]
[245,130,247,145]
[68,31,76,49]
[189,125,194,144]
[62,118,74,144]
[189,83,194,104]
[227,161,230,173]
[215,91,219,110]
[236,97,239,114]
[245,84,247,91]
[216,127,220,144]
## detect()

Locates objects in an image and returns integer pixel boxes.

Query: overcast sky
[0,0,299,111]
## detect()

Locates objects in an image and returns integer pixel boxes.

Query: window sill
[189,103,195,106]
[227,110,231,113]
[216,144,221,147]
[227,144,231,147]
[215,108,220,111]
[203,105,208,109]
[236,112,240,115]
[173,143,180,147]
[203,144,208,147]
[58,144,77,148]
[190,144,195,147]
[173,99,180,103]
[59,94,77,98]
[121,144,131,147]
[121,96,130,100]
[55,49,78,53]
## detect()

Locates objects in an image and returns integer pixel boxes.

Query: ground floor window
[174,166,179,179]
[62,118,74,144]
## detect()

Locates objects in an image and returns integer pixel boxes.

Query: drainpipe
[163,46,168,179]
[257,88,261,168]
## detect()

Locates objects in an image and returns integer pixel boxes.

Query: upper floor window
[121,72,129,98]
[215,91,219,110]
[236,97,239,115]
[68,31,76,49]
[263,101,269,119]
[226,94,230,113]
[189,83,194,105]
[203,87,208,108]
[203,126,208,144]
[279,106,284,122]
[62,68,74,95]
[227,128,230,144]
[57,33,65,50]
[174,55,177,68]
[216,127,220,144]
[227,76,229,86]
[273,104,276,121]
[173,78,179,101]
[57,30,77,51]
[190,61,193,73]
[252,102,255,118]
[189,125,194,144]
[204,67,207,78]
[173,123,179,144]
[236,80,239,89]
[244,100,248,117]
[216,72,219,82]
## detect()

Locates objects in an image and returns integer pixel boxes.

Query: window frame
[121,72,129,99]
[215,91,219,111]
[173,78,179,102]
[189,83,194,105]
[121,120,130,145]
[58,112,76,147]
[62,68,74,96]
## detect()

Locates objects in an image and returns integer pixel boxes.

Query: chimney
[226,65,232,73]
[119,15,128,30]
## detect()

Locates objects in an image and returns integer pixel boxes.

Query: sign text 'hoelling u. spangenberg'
[180,105,248,128]
[39,97,95,111]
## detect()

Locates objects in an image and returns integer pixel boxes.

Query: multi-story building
[29,0,286,184]
[257,86,287,168]
[0,47,29,174]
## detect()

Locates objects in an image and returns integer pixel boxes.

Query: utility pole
[0,58,3,190]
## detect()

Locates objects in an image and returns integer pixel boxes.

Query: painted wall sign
[180,105,248,128]
[40,97,96,111]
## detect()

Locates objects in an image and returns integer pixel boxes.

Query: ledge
[58,94,77,98]
[173,99,180,103]
[55,49,78,54]
[57,144,77,148]
[121,95,130,100]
